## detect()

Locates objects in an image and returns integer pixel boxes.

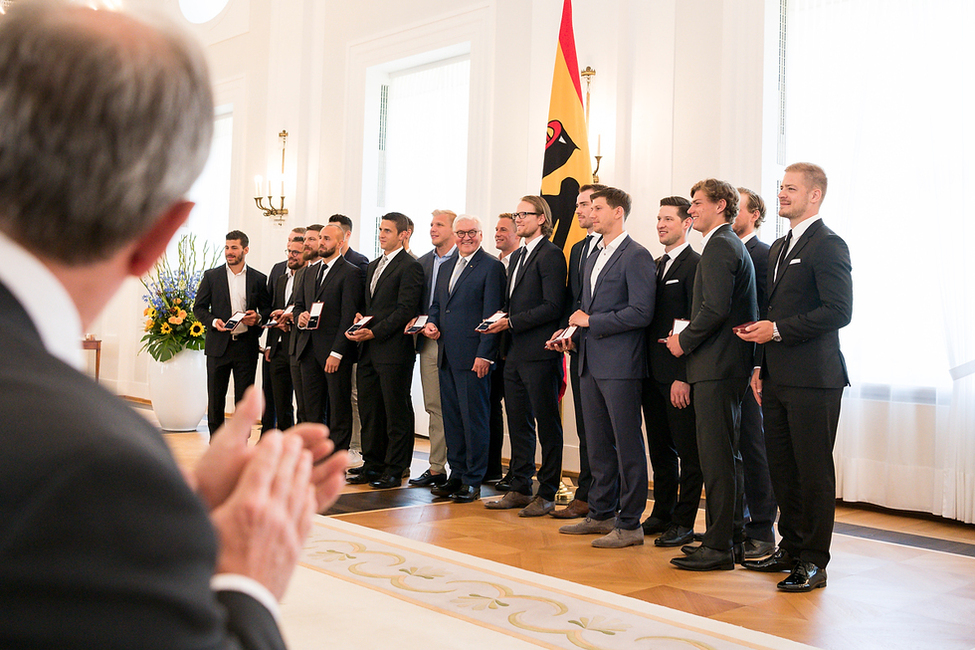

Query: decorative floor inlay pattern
[299,518,817,650]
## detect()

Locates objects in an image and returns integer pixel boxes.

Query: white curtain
[785,0,975,521]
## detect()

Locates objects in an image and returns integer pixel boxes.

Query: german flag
[541,0,592,263]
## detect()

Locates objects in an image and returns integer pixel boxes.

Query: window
[184,106,233,251]
[361,46,471,258]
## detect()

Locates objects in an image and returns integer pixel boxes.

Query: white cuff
[211,573,280,622]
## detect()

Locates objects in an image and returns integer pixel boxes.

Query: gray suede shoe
[591,527,644,548]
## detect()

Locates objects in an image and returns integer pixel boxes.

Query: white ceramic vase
[148,347,207,432]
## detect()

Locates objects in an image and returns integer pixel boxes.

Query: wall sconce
[580,66,601,183]
[254,130,289,225]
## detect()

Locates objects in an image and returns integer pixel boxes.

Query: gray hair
[453,214,481,231]
[0,1,214,264]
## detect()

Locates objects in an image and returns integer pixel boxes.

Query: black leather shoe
[347,470,381,484]
[733,543,745,564]
[450,485,481,503]
[743,538,776,559]
[409,469,448,487]
[680,543,701,555]
[670,546,735,571]
[777,560,827,592]
[654,525,694,547]
[641,516,670,535]
[482,474,502,484]
[347,465,369,476]
[430,478,462,497]
[494,473,514,492]
[742,548,795,572]
[368,473,401,489]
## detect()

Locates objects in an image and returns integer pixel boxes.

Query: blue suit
[577,234,655,529]
[428,248,506,486]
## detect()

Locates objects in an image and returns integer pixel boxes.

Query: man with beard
[195,230,271,435]
[294,224,364,450]
[264,233,307,431]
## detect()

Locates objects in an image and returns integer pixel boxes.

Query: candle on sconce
[597,135,601,157]
[280,179,285,197]
[266,178,271,198]
[254,175,262,198]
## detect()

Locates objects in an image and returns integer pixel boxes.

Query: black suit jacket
[266,271,291,358]
[760,219,852,388]
[0,282,284,649]
[679,224,757,383]
[343,248,370,273]
[505,238,566,362]
[428,247,506,369]
[359,250,424,366]
[194,265,271,357]
[647,245,700,384]
[292,257,364,365]
[745,236,770,313]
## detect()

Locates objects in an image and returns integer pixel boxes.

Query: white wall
[95,0,769,466]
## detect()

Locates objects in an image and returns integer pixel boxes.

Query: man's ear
[126,201,194,277]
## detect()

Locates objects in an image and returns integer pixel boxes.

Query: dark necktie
[775,231,793,281]
[656,253,670,283]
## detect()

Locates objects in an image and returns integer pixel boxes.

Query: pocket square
[789,258,801,265]
[666,279,679,285]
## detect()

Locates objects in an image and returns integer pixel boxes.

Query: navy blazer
[428,247,506,370]
[193,265,271,357]
[578,234,656,380]
[679,224,757,383]
[647,245,700,384]
[343,248,370,273]
[416,246,457,353]
[745,235,770,314]
[760,219,852,388]
[505,238,566,362]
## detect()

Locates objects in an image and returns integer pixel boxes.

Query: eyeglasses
[286,249,303,256]
[454,229,480,240]
[512,211,540,220]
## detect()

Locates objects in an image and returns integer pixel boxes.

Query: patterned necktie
[579,235,593,281]
[449,256,468,293]
[370,255,388,296]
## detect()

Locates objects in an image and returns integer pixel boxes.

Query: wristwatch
[772,322,782,342]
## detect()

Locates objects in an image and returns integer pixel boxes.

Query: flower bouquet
[140,234,218,362]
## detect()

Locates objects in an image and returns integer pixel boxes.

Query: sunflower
[160,323,172,335]
[144,319,154,332]
[143,306,157,318]
[189,322,205,337]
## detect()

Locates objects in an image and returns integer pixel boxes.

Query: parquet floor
[164,428,975,650]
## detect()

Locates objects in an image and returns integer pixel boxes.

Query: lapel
[661,246,687,284]
[769,219,823,298]
[448,249,481,302]
[511,238,543,295]
[506,247,524,295]
[316,259,340,301]
[372,251,403,297]
[590,235,630,298]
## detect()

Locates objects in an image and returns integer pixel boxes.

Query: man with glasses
[261,227,305,433]
[484,197,566,517]
[421,216,506,503]
[264,232,307,431]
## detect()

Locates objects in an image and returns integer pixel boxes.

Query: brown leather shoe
[549,498,589,519]
[484,491,532,510]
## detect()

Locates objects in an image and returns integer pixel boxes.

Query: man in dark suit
[733,188,778,559]
[195,230,271,436]
[294,223,364,451]
[550,184,605,519]
[641,196,704,548]
[487,213,519,483]
[667,179,757,571]
[738,163,852,592]
[261,227,305,433]
[0,5,347,647]
[330,213,371,272]
[409,209,457,488]
[553,187,655,549]
[287,224,325,424]
[422,215,506,503]
[346,212,425,488]
[264,233,307,431]
[484,196,566,516]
